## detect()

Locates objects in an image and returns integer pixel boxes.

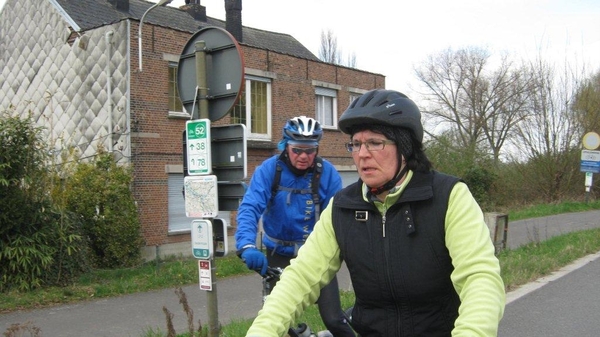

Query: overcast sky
[1,0,599,98]
[166,0,600,99]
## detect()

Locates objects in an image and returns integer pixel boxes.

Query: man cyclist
[235,116,355,336]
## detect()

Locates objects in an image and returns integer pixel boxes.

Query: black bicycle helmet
[339,89,423,142]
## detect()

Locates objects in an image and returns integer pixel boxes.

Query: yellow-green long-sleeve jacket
[247,170,505,336]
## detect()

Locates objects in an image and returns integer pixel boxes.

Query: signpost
[581,132,600,202]
[178,26,245,337]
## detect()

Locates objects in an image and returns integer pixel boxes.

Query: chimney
[181,0,207,22]
[107,0,129,12]
[225,0,242,42]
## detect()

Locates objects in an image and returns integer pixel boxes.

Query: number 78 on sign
[186,119,212,175]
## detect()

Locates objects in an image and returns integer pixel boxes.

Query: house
[0,0,385,260]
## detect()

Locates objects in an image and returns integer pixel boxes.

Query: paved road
[499,251,600,336]
[2,210,600,337]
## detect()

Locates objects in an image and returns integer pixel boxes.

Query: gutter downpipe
[105,30,114,152]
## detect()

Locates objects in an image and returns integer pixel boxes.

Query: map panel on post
[184,175,219,218]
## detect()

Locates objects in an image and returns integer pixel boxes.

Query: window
[315,87,337,128]
[231,76,272,140]
[168,62,183,113]
[349,92,361,106]
[168,173,189,233]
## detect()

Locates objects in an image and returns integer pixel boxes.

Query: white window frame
[232,76,272,141]
[168,62,184,114]
[315,87,338,129]
[164,54,189,119]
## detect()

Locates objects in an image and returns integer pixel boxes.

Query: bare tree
[346,51,357,68]
[511,54,585,201]
[318,29,356,68]
[319,29,340,64]
[414,47,530,163]
[573,70,600,136]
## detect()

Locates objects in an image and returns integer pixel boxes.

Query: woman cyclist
[245,90,505,337]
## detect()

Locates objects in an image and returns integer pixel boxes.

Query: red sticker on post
[199,260,212,291]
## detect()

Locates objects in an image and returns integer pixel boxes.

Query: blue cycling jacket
[235,154,342,257]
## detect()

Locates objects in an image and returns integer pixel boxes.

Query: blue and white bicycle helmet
[278,116,323,150]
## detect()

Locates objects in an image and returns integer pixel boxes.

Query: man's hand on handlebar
[241,248,268,276]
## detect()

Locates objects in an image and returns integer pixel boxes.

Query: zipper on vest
[382,205,387,237]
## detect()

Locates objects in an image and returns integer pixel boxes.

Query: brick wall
[130,24,385,247]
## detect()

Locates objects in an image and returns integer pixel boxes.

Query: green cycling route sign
[186,119,212,175]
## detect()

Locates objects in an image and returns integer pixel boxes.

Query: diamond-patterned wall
[0,0,130,163]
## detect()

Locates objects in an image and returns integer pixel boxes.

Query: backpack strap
[269,162,284,209]
[269,157,324,219]
[312,157,323,220]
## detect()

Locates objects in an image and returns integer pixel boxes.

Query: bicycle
[262,266,332,337]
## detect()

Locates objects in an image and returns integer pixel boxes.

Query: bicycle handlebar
[263,266,284,282]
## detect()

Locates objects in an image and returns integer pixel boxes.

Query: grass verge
[0,254,251,313]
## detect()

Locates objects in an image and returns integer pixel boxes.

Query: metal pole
[207,256,220,337]
[195,41,209,120]
[138,3,158,72]
[138,0,173,72]
[194,40,219,337]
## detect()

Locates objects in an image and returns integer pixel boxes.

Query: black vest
[332,171,461,337]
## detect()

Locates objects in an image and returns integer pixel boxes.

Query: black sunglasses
[290,147,318,155]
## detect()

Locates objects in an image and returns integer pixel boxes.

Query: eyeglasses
[290,147,318,155]
[345,139,395,152]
